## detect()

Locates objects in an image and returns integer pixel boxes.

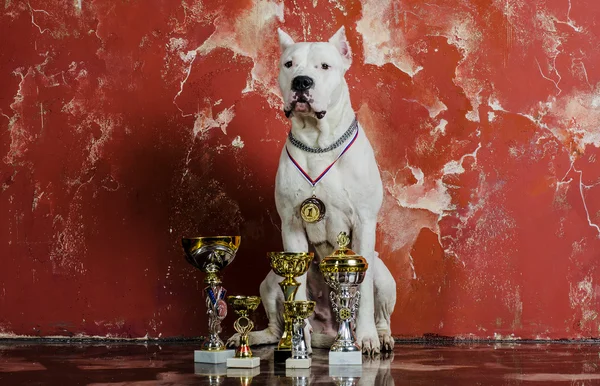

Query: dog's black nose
[292,76,314,91]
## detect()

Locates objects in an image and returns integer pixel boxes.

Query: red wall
[1,0,600,340]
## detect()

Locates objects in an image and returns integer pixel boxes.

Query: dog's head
[277,27,352,120]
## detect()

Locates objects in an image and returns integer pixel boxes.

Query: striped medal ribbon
[285,127,359,223]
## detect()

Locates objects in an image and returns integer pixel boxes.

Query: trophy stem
[279,277,299,301]
[330,285,361,352]
[232,314,254,358]
[278,277,299,350]
[202,282,227,351]
[291,318,309,359]
[237,334,252,358]
[278,312,293,350]
[204,271,222,285]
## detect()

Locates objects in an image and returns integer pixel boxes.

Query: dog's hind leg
[373,252,396,351]
[227,270,282,347]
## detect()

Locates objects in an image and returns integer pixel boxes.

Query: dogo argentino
[229,27,396,356]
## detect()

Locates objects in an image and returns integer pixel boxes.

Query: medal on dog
[286,118,359,223]
[300,196,326,223]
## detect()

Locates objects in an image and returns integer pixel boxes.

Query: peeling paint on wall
[1,0,600,340]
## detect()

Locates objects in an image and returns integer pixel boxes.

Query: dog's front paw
[304,320,313,354]
[357,327,381,356]
[226,333,241,348]
[379,331,394,352]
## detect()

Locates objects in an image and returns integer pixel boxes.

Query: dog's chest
[277,148,362,208]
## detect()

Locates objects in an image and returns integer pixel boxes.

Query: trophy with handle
[182,236,240,363]
[226,295,261,369]
[319,232,368,365]
[284,300,315,369]
[267,252,314,363]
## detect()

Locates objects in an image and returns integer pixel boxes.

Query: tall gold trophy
[182,236,240,364]
[267,252,314,363]
[320,232,368,366]
[226,295,261,369]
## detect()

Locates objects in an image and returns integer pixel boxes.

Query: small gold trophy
[284,300,315,369]
[320,232,368,365]
[267,252,314,363]
[226,295,261,369]
[182,236,240,364]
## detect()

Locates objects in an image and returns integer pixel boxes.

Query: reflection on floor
[1,342,600,385]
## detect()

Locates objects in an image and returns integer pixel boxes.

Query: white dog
[230,27,396,355]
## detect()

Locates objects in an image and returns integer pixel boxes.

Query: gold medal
[300,196,326,223]
[287,120,358,224]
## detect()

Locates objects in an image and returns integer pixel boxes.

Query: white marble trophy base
[286,357,311,369]
[227,357,261,368]
[194,349,235,364]
[329,351,362,365]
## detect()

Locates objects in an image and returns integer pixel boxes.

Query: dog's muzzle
[284,76,326,119]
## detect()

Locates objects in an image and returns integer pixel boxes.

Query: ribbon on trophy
[285,126,359,223]
[206,286,228,319]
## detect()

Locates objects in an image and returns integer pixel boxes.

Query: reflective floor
[1,342,600,385]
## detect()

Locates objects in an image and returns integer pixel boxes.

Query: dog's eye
[284,61,293,68]
[321,63,330,70]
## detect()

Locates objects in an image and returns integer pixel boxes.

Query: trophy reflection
[194,363,227,386]
[227,295,261,369]
[182,236,240,363]
[320,232,368,365]
[267,252,314,362]
[284,300,315,368]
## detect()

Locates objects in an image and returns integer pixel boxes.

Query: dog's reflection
[331,354,394,386]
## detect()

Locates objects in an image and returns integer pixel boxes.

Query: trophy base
[194,349,235,364]
[194,362,227,375]
[329,351,362,365]
[329,364,362,378]
[274,348,292,363]
[286,357,311,369]
[227,357,261,368]
[227,367,261,377]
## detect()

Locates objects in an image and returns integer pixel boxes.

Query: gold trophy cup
[226,295,261,369]
[182,236,240,363]
[267,252,314,362]
[320,232,368,365]
[284,300,315,369]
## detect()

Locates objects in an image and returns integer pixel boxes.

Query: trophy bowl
[228,295,261,316]
[268,252,314,279]
[182,236,241,278]
[284,300,316,321]
[320,256,368,287]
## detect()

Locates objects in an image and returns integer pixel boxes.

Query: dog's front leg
[352,219,381,356]
[281,216,313,352]
[282,216,309,297]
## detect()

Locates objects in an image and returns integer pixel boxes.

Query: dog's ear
[329,26,352,70]
[278,28,295,52]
